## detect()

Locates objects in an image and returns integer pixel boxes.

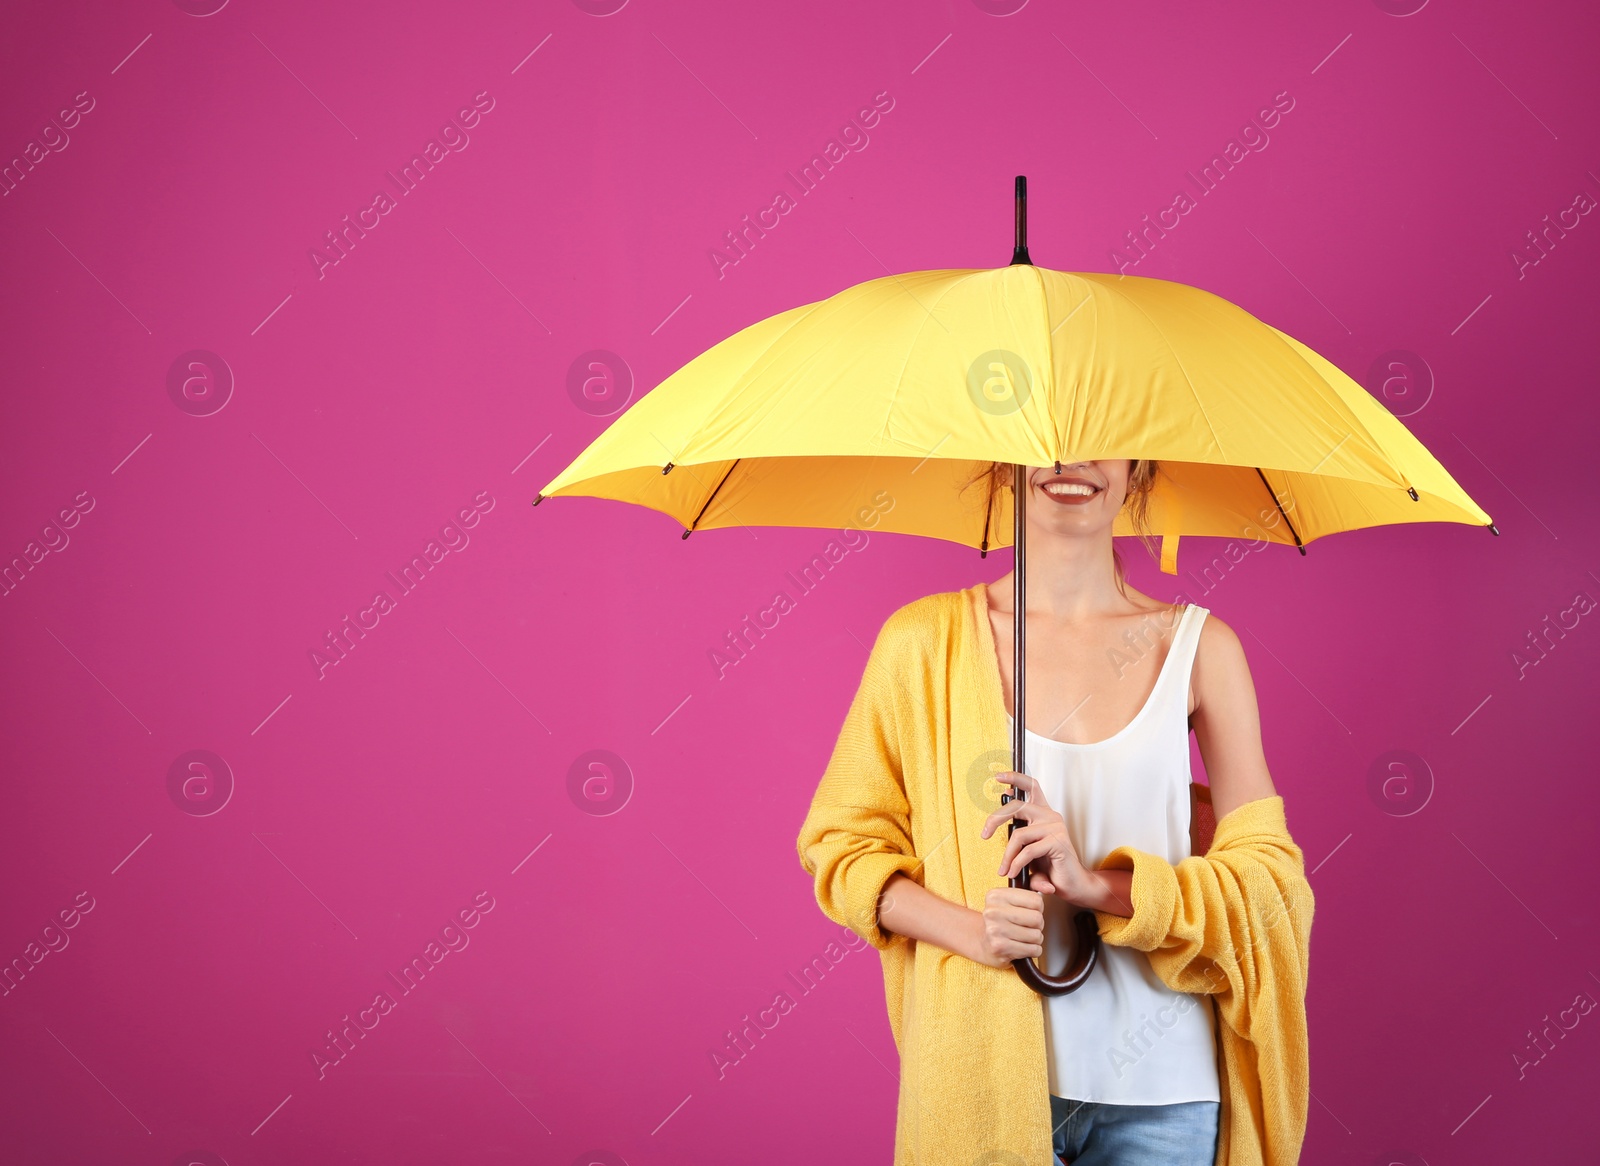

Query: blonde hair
[960,460,1163,598]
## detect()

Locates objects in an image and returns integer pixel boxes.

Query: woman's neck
[1001,528,1131,621]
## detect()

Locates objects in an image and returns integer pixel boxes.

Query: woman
[796,459,1313,1166]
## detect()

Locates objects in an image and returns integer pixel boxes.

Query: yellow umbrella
[535,177,1496,993]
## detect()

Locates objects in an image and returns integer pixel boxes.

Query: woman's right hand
[971,887,1046,967]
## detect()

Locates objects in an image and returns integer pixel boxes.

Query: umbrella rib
[1258,323,1411,489]
[980,464,995,553]
[656,301,823,472]
[685,458,741,535]
[1255,466,1305,552]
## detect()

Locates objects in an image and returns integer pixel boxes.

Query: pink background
[2,1,1597,1163]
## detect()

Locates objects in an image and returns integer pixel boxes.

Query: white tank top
[1006,603,1221,1104]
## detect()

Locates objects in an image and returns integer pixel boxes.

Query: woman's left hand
[981,772,1092,904]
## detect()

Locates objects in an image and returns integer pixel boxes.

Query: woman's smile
[1036,469,1105,507]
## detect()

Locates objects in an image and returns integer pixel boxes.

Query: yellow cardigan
[796,584,1314,1166]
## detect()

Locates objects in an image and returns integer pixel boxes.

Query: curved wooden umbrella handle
[1003,805,1101,995]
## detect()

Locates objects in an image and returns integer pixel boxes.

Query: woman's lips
[1036,477,1102,506]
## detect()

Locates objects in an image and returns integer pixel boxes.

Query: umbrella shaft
[1012,462,1027,801]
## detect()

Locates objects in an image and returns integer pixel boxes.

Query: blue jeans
[1049,1093,1219,1165]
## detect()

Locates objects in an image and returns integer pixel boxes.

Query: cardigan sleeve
[795,613,926,951]
[1091,794,1313,1161]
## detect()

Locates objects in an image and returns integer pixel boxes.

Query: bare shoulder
[1189,610,1255,716]
[1194,608,1246,659]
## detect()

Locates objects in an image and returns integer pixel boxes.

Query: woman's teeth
[1042,482,1098,496]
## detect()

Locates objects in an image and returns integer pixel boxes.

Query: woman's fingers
[995,770,1036,798]
[994,917,1043,943]
[984,888,1044,922]
[981,773,1062,840]
[997,824,1047,874]
[980,799,1041,838]
[996,769,1055,812]
[982,887,1047,959]
[984,913,1042,950]
[1003,838,1055,879]
[987,886,1044,910]
[991,903,1043,931]
[995,923,1044,959]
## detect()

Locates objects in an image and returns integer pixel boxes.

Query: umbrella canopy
[536,264,1494,572]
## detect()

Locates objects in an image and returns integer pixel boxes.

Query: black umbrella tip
[532,493,544,507]
[1489,522,1500,536]
[1010,175,1032,266]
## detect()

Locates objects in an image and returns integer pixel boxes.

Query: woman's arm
[1085,612,1313,997]
[878,872,1048,968]
[797,613,924,949]
[798,601,1059,965]
[1188,614,1279,821]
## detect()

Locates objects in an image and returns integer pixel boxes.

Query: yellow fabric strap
[1160,532,1179,574]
